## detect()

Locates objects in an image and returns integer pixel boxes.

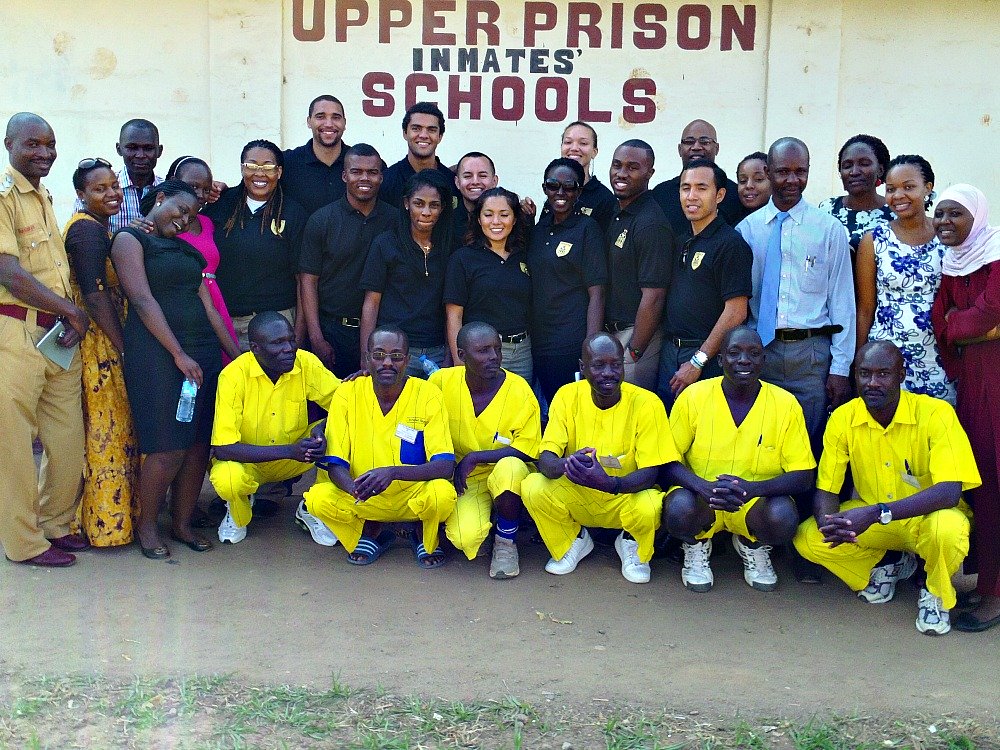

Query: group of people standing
[1,95,997,636]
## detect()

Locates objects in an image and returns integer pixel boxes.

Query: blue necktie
[757,210,789,347]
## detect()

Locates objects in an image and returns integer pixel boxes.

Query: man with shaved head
[795,341,980,635]
[651,119,748,235]
[521,332,680,583]
[1,112,91,566]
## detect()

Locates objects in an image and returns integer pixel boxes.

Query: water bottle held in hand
[176,379,198,422]
[418,354,440,375]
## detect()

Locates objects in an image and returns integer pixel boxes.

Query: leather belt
[604,320,633,333]
[338,317,361,328]
[499,331,528,344]
[774,325,843,342]
[668,336,702,348]
[0,303,59,330]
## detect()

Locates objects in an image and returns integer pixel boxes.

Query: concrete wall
[1,0,995,220]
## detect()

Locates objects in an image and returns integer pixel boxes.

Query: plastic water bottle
[176,379,198,422]
[418,355,440,375]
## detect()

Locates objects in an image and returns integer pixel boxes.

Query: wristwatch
[627,344,643,362]
[877,503,892,525]
[690,349,709,370]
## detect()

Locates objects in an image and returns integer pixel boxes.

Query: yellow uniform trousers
[0,315,84,561]
[694,496,761,542]
[793,499,970,609]
[304,478,456,554]
[522,473,663,563]
[446,456,529,560]
[210,458,313,527]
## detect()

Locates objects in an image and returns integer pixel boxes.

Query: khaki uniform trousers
[445,456,530,560]
[0,315,84,560]
[304,477,456,554]
[794,499,971,609]
[522,473,663,563]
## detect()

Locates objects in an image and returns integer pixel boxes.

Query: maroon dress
[932,260,1000,598]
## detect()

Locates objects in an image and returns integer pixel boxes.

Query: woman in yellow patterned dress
[63,158,140,546]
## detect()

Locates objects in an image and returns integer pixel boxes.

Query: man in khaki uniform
[0,112,91,566]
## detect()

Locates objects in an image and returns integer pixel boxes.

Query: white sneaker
[858,552,918,604]
[732,534,778,591]
[489,536,520,579]
[614,532,650,583]
[295,500,339,547]
[544,528,594,575]
[916,587,951,635]
[218,507,247,544]
[681,540,713,592]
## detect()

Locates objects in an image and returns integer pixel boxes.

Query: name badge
[599,454,624,470]
[555,241,572,257]
[395,423,419,444]
[494,432,512,446]
[615,229,628,248]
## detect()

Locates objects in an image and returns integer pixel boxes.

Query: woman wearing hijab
[931,184,1000,632]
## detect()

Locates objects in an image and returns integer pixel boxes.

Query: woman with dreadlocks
[204,140,308,351]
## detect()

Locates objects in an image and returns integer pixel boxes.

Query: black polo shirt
[360,221,450,347]
[281,140,350,216]
[379,156,459,211]
[452,202,471,249]
[650,174,749,237]
[528,212,607,355]
[444,244,532,336]
[604,191,675,325]
[664,215,752,339]
[538,175,617,236]
[298,197,400,321]
[203,187,308,316]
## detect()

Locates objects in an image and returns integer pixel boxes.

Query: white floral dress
[869,224,955,403]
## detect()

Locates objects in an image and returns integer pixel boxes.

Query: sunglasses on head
[77,157,113,170]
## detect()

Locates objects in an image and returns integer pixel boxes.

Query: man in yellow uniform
[304,326,457,568]
[522,332,679,583]
[210,312,340,545]
[795,341,981,635]
[663,326,815,592]
[1,113,92,567]
[429,322,540,579]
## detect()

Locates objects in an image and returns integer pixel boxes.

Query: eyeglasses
[241,162,279,173]
[542,179,581,193]
[369,350,407,362]
[77,157,113,170]
[680,137,718,147]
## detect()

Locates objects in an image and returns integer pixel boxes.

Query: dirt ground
[2,476,998,730]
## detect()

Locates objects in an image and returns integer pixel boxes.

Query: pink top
[179,214,238,360]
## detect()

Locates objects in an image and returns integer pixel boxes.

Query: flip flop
[347,529,395,566]
[409,533,448,570]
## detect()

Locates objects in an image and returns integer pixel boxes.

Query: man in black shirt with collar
[282,95,351,216]
[604,139,675,391]
[651,119,748,236]
[380,102,458,210]
[452,151,498,248]
[656,158,752,408]
[299,144,398,378]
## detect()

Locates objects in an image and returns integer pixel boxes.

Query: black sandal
[137,539,170,560]
[170,533,213,552]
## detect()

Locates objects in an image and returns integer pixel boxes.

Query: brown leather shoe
[17,547,77,567]
[49,534,90,552]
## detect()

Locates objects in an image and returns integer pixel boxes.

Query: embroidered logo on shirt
[555,241,573,257]
[691,251,705,270]
[520,262,530,275]
[615,229,628,248]
[579,206,593,216]
[271,219,285,236]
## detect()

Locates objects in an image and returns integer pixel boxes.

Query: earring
[156,201,162,206]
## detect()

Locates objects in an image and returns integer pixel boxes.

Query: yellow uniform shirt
[671,377,816,482]
[429,366,541,472]
[321,376,454,478]
[818,391,981,503]
[0,166,72,307]
[212,349,339,447]
[541,380,680,475]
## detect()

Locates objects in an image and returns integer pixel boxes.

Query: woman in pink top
[166,156,238,361]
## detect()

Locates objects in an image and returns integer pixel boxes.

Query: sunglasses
[542,179,580,193]
[370,350,407,362]
[77,157,113,170]
[242,162,280,173]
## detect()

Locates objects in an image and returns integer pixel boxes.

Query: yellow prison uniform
[794,391,981,609]
[521,380,679,563]
[303,376,457,554]
[0,166,85,561]
[669,377,815,541]
[429,366,541,559]
[210,349,339,526]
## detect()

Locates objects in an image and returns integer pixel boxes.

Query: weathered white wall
[1,0,995,221]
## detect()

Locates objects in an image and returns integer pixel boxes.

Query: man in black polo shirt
[605,139,674,391]
[299,144,398,378]
[656,158,752,408]
[452,151,498,248]
[282,95,351,216]
[380,102,459,210]
[651,119,748,236]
